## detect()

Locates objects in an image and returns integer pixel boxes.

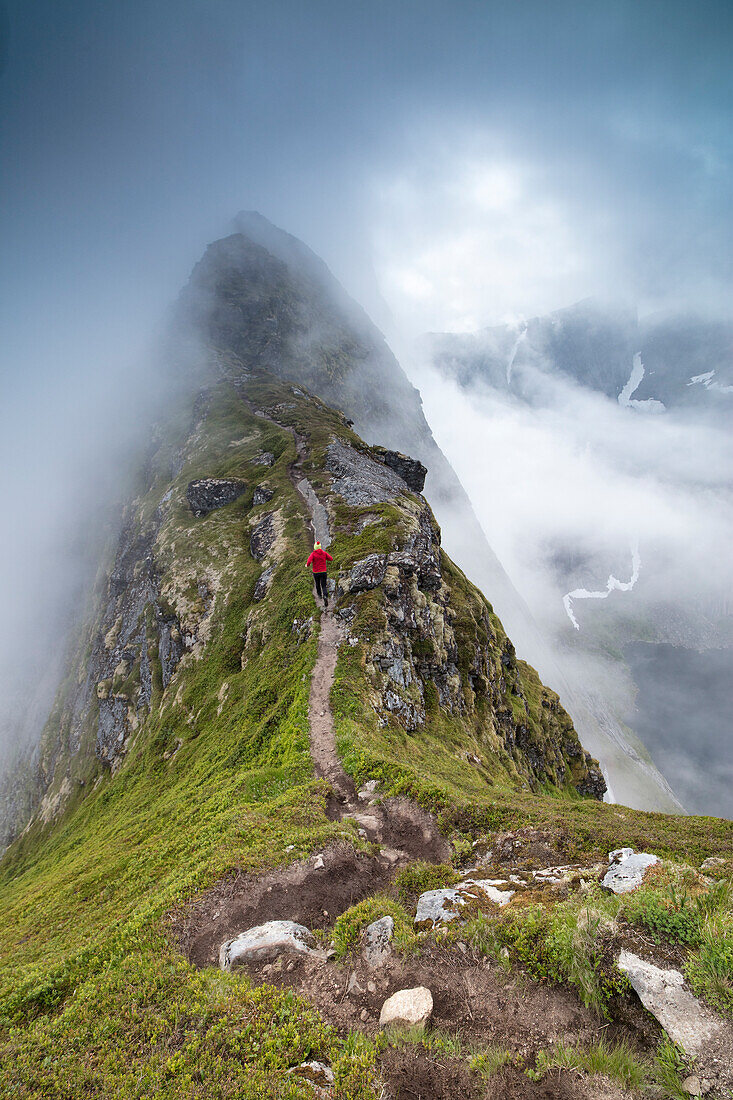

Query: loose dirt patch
[176,843,396,968]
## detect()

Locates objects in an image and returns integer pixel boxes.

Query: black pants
[313,571,328,601]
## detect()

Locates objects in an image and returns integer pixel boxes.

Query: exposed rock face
[617,950,725,1056]
[219,920,318,970]
[379,986,433,1031]
[347,555,388,594]
[97,697,129,765]
[249,512,275,561]
[574,763,607,800]
[252,484,274,505]
[186,478,247,517]
[602,848,659,894]
[252,451,275,467]
[372,447,427,493]
[326,440,413,506]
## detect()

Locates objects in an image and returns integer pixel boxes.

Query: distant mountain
[427,297,733,412]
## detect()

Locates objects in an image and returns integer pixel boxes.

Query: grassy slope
[1,369,731,1098]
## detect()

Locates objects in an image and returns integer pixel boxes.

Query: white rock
[219,920,318,970]
[286,1061,335,1086]
[414,880,514,927]
[313,854,325,870]
[379,986,433,1031]
[682,1076,702,1096]
[617,950,724,1056]
[363,915,394,967]
[602,848,659,894]
[701,856,728,874]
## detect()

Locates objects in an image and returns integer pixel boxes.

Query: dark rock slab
[253,564,275,601]
[575,757,607,800]
[253,484,274,505]
[373,447,427,492]
[97,696,128,764]
[250,512,275,561]
[187,478,247,517]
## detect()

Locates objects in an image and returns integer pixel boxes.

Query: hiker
[306,540,333,608]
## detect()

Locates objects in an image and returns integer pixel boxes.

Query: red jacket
[306,548,333,573]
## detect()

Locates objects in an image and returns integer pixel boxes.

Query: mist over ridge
[1,1,731,821]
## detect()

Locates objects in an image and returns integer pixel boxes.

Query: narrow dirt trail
[307,612,350,800]
[251,405,448,857]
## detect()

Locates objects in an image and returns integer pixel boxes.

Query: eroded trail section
[308,612,349,798]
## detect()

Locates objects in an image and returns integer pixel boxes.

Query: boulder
[415,880,514,928]
[186,477,247,517]
[602,848,659,894]
[379,986,433,1032]
[372,447,427,492]
[617,950,724,1056]
[219,920,318,970]
[362,915,394,967]
[251,451,275,467]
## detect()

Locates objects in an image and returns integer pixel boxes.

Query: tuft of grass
[469,1043,514,1079]
[685,914,733,1015]
[527,1037,648,1090]
[624,886,701,946]
[477,901,627,1016]
[384,1025,463,1057]
[651,1038,691,1100]
[394,861,460,906]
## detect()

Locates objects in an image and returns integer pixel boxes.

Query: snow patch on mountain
[618,353,666,413]
[687,369,733,395]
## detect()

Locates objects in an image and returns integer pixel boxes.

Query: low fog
[1,1,731,814]
[409,346,733,814]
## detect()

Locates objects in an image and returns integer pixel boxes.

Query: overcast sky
[0,1,731,773]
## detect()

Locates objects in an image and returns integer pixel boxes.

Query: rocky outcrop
[414,880,514,929]
[326,440,414,506]
[251,451,275,467]
[253,565,275,602]
[252,484,274,505]
[186,478,247,517]
[372,447,427,492]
